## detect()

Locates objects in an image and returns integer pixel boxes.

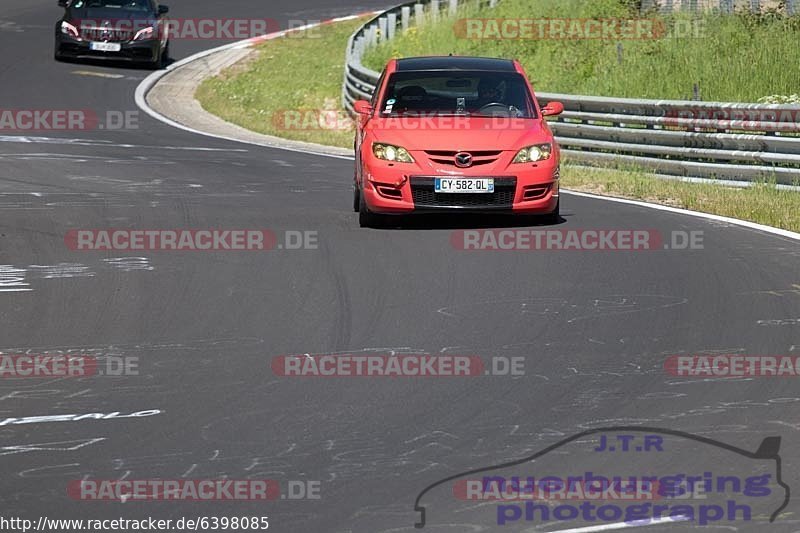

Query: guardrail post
[387,13,397,40]
[401,6,411,30]
[720,0,733,14]
[430,0,440,21]
[355,36,365,59]
[414,3,425,26]
[367,25,378,46]
[663,0,673,13]
[449,0,458,16]
[489,0,497,7]
[378,17,388,42]
[788,0,797,15]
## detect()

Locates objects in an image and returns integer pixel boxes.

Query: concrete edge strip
[133,10,800,244]
[134,12,381,161]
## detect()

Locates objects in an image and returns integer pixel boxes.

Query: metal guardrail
[642,0,797,16]
[342,1,800,184]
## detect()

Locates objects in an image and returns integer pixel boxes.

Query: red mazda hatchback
[352,56,564,227]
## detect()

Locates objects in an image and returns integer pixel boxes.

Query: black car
[55,0,170,68]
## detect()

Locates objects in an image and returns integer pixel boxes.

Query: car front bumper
[56,35,162,63]
[361,155,559,215]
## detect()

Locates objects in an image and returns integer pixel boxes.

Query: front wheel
[358,189,381,228]
[160,41,170,66]
[541,198,560,224]
[352,182,360,212]
[146,43,168,69]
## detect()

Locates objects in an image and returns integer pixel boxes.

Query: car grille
[424,150,503,167]
[411,177,516,208]
[80,28,134,42]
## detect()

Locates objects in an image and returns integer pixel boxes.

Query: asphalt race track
[1,1,799,532]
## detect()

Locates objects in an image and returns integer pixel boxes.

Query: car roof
[394,56,517,72]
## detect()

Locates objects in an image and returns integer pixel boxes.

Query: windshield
[379,71,536,118]
[71,0,153,11]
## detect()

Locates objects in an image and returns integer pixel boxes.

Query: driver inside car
[475,79,504,109]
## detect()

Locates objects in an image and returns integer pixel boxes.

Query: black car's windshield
[71,0,153,11]
[379,71,536,118]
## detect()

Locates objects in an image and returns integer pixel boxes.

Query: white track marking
[72,70,125,79]
[0,134,247,152]
[544,515,691,532]
[563,190,800,242]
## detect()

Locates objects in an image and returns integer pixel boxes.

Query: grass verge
[363,0,800,102]
[196,18,366,149]
[194,14,799,233]
[562,164,800,232]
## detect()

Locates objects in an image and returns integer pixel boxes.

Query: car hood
[67,7,155,22]
[368,117,549,151]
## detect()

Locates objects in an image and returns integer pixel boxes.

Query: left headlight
[372,143,415,163]
[512,143,552,164]
[133,26,155,41]
[61,21,79,38]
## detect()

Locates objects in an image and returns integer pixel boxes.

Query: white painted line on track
[563,190,800,242]
[545,515,691,532]
[72,70,125,79]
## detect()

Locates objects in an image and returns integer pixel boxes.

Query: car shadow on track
[369,212,570,230]
[55,55,175,71]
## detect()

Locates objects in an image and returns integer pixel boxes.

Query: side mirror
[158,4,169,14]
[541,101,564,117]
[353,100,372,115]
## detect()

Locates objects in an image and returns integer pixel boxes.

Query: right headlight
[512,143,552,164]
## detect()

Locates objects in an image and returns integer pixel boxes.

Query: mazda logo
[454,152,473,168]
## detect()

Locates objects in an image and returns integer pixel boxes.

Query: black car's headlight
[372,143,414,163]
[512,143,552,163]
[60,21,79,38]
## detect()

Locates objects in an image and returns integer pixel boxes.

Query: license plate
[90,42,122,52]
[434,178,494,193]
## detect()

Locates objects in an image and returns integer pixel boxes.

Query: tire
[147,43,167,69]
[160,41,170,66]
[358,189,380,228]
[352,182,360,212]
[541,198,560,224]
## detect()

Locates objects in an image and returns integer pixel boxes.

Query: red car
[353,56,564,228]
